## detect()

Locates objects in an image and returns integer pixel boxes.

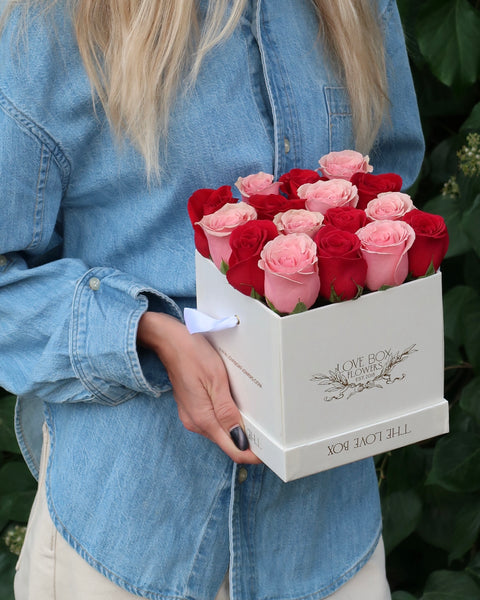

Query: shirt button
[0,255,7,267]
[238,467,248,484]
[284,137,290,153]
[88,277,101,291]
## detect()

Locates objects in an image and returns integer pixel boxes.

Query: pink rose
[318,150,373,180]
[297,179,359,214]
[259,233,321,314]
[197,202,257,269]
[365,192,414,221]
[235,172,281,199]
[356,220,416,291]
[273,209,324,238]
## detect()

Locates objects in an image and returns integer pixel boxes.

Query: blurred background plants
[1,0,480,598]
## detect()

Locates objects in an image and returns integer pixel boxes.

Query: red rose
[244,193,305,220]
[226,220,279,296]
[279,168,322,199]
[323,206,368,234]
[187,186,236,257]
[350,172,403,210]
[401,209,449,277]
[313,225,367,301]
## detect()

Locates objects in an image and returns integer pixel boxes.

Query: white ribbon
[184,308,239,335]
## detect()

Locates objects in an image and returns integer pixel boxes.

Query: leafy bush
[0,0,480,598]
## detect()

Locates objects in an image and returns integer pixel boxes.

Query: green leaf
[393,593,418,600]
[423,195,471,258]
[426,432,480,493]
[460,377,480,425]
[381,489,422,554]
[220,260,229,275]
[443,285,479,346]
[0,550,16,600]
[467,553,480,586]
[416,0,480,88]
[291,302,307,314]
[421,570,480,600]
[461,102,480,132]
[0,397,20,454]
[249,288,263,301]
[384,445,429,493]
[449,499,480,561]
[461,196,480,259]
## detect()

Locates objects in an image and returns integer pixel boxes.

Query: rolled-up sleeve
[0,91,180,407]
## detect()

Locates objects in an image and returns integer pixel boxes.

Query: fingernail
[230,426,249,451]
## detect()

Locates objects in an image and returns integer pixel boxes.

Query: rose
[401,209,449,277]
[356,220,416,291]
[226,220,279,297]
[318,150,373,180]
[197,202,257,269]
[323,206,368,234]
[244,193,305,220]
[350,172,403,210]
[279,168,322,199]
[235,172,281,199]
[297,179,359,214]
[273,209,324,238]
[258,233,321,314]
[365,192,414,221]
[187,186,236,257]
[313,225,367,301]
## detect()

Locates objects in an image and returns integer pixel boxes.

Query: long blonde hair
[4,0,388,175]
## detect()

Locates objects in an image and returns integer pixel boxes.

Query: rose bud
[313,225,367,301]
[259,233,320,314]
[235,171,281,200]
[365,192,414,221]
[297,179,359,215]
[318,149,373,180]
[401,209,449,277]
[273,209,324,238]
[279,168,322,199]
[323,206,368,234]
[245,193,305,221]
[226,220,279,297]
[197,202,257,269]
[187,186,236,257]
[356,220,416,291]
[350,172,403,210]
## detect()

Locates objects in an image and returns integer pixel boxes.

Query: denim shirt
[0,1,424,598]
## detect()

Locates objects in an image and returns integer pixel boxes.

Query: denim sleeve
[370,0,425,187]
[0,92,180,406]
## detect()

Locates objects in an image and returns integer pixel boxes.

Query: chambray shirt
[0,1,424,598]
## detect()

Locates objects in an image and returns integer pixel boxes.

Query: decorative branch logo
[311,344,417,402]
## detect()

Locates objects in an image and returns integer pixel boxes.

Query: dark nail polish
[230,426,249,451]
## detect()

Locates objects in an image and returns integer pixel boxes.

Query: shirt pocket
[323,86,354,152]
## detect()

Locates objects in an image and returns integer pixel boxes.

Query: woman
[0,1,424,598]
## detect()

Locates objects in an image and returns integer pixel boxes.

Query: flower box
[195,251,449,482]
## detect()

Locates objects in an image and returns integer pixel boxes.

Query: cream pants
[14,426,391,600]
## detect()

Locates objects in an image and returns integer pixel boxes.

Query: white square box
[195,252,449,481]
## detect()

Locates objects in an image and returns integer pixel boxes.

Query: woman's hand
[137,311,261,464]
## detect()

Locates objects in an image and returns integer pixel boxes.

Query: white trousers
[14,426,390,600]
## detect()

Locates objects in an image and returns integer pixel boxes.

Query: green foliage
[381,0,480,596]
[0,1,480,598]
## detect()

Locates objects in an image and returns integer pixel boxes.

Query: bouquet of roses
[187,150,449,315]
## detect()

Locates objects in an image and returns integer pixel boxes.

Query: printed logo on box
[311,344,417,402]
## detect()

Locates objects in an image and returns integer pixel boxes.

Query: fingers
[139,312,261,464]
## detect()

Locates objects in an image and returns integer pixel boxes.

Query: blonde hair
[4,0,388,175]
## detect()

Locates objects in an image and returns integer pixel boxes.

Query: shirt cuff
[70,267,183,405]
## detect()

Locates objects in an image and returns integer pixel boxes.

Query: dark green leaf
[416,0,480,88]
[461,103,480,132]
[382,490,422,554]
[427,432,480,492]
[467,553,480,586]
[291,302,307,314]
[393,593,418,600]
[384,445,429,493]
[0,463,36,495]
[0,550,16,600]
[449,499,480,561]
[461,196,480,259]
[421,570,480,599]
[423,196,471,258]
[460,377,480,425]
[443,285,479,346]
[0,398,20,455]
